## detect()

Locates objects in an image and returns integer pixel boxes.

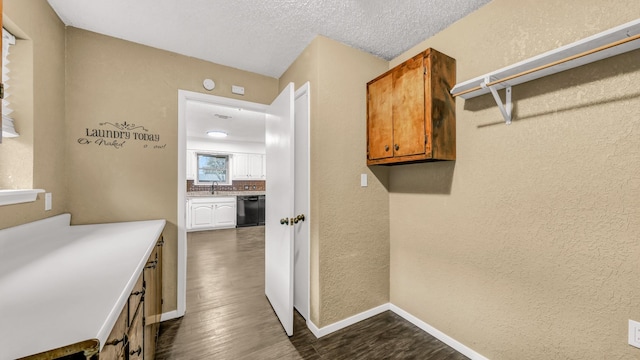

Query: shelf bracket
[481,76,512,125]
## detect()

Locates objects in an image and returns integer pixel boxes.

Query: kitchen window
[196,153,230,185]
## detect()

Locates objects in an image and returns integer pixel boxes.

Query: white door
[293,83,310,320]
[265,83,295,336]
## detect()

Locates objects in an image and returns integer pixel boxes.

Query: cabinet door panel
[392,54,426,157]
[233,153,249,179]
[248,154,263,178]
[144,237,163,359]
[128,274,144,326]
[191,204,214,228]
[214,203,236,227]
[186,150,196,180]
[101,305,128,360]
[128,308,144,360]
[367,73,393,160]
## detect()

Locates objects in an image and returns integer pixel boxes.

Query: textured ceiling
[47,0,491,78]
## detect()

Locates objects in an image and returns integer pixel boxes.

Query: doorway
[176,88,310,326]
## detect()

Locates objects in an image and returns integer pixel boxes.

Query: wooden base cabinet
[100,299,129,360]
[100,236,164,360]
[367,48,456,165]
[143,238,164,360]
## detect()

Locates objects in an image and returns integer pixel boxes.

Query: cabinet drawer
[128,274,144,326]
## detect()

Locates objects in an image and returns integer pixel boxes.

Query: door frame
[175,90,268,318]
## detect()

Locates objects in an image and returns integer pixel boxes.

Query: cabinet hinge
[424,67,427,75]
[0,83,4,100]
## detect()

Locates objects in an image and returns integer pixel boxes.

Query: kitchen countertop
[0,214,166,360]
[187,191,265,197]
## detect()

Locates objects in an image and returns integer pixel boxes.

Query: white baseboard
[389,304,489,360]
[305,302,488,359]
[307,303,391,338]
[160,309,181,322]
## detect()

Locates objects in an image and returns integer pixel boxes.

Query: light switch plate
[629,319,640,348]
[361,174,368,187]
[45,193,52,211]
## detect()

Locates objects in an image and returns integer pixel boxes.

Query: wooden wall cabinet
[367,48,456,165]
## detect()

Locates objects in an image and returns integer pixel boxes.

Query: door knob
[293,214,305,224]
[280,218,289,225]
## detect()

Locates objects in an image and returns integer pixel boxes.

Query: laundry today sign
[77,121,166,150]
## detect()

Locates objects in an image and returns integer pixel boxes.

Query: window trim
[194,152,231,186]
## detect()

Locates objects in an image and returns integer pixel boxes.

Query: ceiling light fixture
[207,131,228,138]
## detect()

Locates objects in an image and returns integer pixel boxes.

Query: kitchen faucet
[211,181,218,194]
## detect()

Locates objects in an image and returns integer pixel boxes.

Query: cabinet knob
[384,145,389,152]
[394,144,399,151]
[293,214,305,224]
[280,218,289,225]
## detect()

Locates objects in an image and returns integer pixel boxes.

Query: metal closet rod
[452,32,640,98]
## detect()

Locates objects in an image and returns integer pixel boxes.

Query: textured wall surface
[280,36,391,327]
[0,0,67,229]
[389,0,640,358]
[65,28,278,312]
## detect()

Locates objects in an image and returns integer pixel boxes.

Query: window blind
[2,28,17,138]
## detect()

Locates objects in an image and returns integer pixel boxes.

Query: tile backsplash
[187,180,265,192]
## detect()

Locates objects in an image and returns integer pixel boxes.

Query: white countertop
[187,191,265,197]
[0,214,166,360]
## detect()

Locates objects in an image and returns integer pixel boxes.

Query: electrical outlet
[629,320,640,348]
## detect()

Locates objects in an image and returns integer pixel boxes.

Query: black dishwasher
[237,195,260,227]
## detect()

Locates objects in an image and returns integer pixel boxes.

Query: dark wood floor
[156,226,468,360]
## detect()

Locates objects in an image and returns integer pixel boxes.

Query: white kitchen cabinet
[190,202,215,229]
[187,197,237,231]
[232,153,249,180]
[248,154,264,179]
[213,202,236,227]
[232,153,265,180]
[186,150,196,180]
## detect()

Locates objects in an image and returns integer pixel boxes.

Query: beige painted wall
[0,0,66,228]
[389,0,640,358]
[280,36,390,327]
[65,27,279,312]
